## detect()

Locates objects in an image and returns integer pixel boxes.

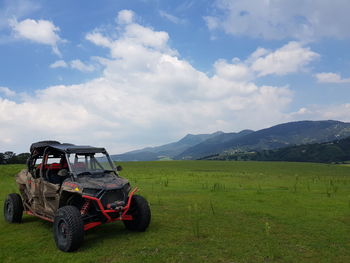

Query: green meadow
[1,161,350,263]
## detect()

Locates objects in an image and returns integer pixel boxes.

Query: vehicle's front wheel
[53,206,84,252]
[4,193,23,223]
[123,195,151,232]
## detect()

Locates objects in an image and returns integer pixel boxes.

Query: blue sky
[1,0,350,153]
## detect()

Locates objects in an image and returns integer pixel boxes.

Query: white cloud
[159,10,186,24]
[318,104,350,121]
[251,42,319,77]
[116,10,134,25]
[0,86,16,97]
[211,42,319,79]
[10,18,64,55]
[314,72,350,84]
[50,59,95,72]
[290,104,350,123]
[203,16,219,31]
[70,59,95,72]
[50,60,68,68]
[85,32,111,48]
[205,0,350,40]
[214,59,253,82]
[246,48,269,63]
[122,23,171,51]
[0,9,322,153]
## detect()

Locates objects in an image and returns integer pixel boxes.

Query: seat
[46,163,62,184]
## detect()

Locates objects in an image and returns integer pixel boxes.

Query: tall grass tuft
[264,221,277,261]
[211,182,226,192]
[209,200,215,215]
[188,203,201,238]
[201,182,208,190]
[164,177,169,187]
[157,194,162,205]
[292,174,299,193]
[159,177,169,187]
[256,184,262,194]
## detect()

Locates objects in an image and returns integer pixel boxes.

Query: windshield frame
[65,151,116,177]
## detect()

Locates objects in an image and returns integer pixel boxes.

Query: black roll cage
[27,144,117,181]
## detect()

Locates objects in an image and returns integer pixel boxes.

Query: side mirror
[116,165,123,172]
[58,169,68,177]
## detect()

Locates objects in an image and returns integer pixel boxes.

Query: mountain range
[111,120,350,161]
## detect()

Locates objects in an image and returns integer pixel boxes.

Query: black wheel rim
[57,219,69,247]
[5,200,13,221]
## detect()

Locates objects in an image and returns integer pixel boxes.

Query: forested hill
[204,136,350,163]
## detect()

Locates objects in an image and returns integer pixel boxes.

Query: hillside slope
[175,129,254,160]
[111,131,224,161]
[176,120,350,160]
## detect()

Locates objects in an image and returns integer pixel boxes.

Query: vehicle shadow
[80,222,157,251]
[22,215,52,229]
[22,215,42,223]
[22,214,158,252]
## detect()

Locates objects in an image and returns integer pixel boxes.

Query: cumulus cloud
[214,59,253,82]
[314,72,350,84]
[0,86,16,97]
[211,42,319,80]
[10,18,64,55]
[116,9,134,24]
[251,42,319,77]
[205,0,350,40]
[85,32,111,48]
[1,10,323,153]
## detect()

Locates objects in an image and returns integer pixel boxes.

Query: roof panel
[51,144,106,153]
[30,141,106,154]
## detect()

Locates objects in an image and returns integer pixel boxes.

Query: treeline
[0,152,30,164]
[204,136,350,163]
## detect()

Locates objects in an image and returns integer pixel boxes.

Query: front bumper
[82,187,138,231]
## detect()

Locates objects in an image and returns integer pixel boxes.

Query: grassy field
[1,161,350,263]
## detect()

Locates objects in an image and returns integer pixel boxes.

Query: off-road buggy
[3,141,151,252]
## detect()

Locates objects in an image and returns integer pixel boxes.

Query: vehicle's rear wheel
[53,206,84,252]
[123,195,151,232]
[4,193,23,223]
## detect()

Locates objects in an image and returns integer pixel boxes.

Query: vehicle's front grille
[101,189,126,208]
[83,188,99,196]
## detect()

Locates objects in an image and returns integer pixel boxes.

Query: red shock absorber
[80,199,91,215]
